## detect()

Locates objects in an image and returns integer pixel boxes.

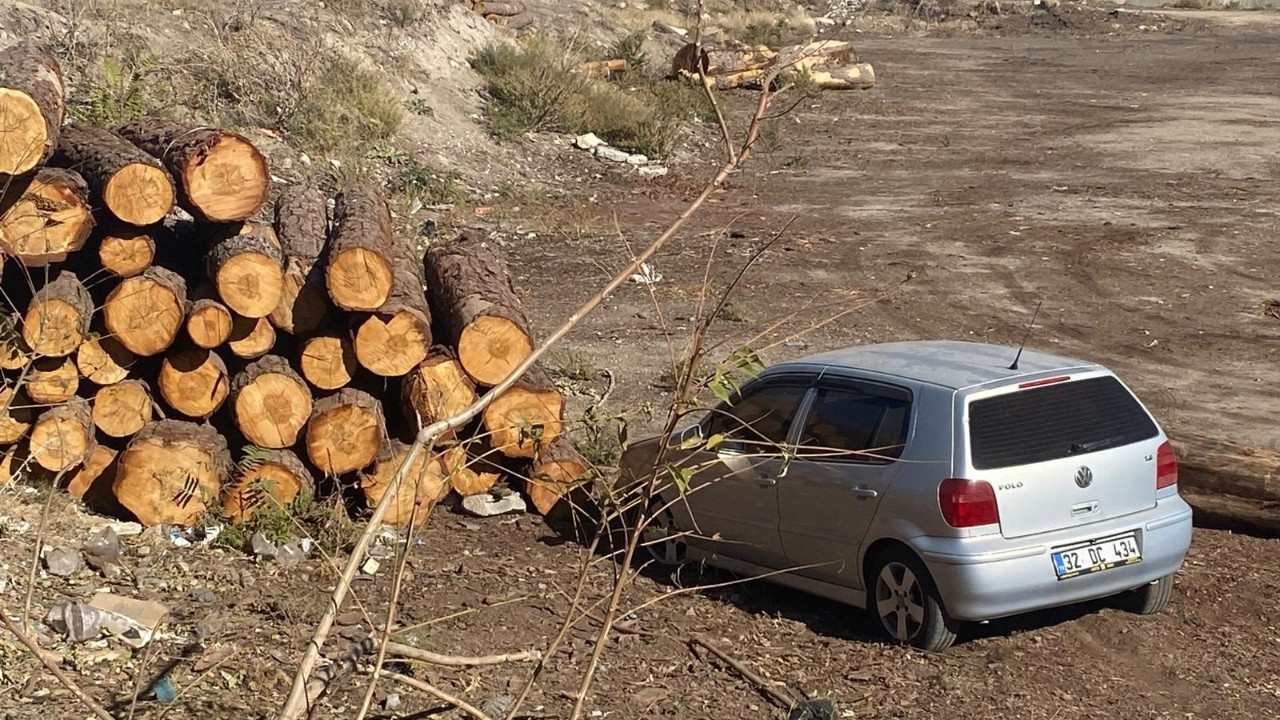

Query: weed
[607,29,650,74]
[70,51,169,126]
[367,142,464,206]
[547,349,600,383]
[577,412,626,468]
[286,56,405,153]
[405,97,434,116]
[738,19,786,48]
[715,303,746,323]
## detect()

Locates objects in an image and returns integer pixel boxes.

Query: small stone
[107,521,144,537]
[82,527,122,572]
[574,132,603,150]
[42,546,82,577]
[461,493,527,517]
[277,542,303,569]
[480,696,515,717]
[361,557,381,575]
[251,531,278,560]
[594,145,632,163]
[0,567,8,593]
[383,692,402,711]
[626,153,649,165]
[638,165,669,178]
[47,602,103,642]
[191,588,217,604]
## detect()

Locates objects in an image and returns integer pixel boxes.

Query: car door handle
[850,486,878,499]
[757,477,778,488]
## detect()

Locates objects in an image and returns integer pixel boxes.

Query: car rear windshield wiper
[1069,438,1117,455]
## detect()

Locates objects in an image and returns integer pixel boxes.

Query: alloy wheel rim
[875,562,926,642]
[641,509,685,566]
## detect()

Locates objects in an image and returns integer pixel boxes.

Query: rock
[626,153,649,166]
[594,145,633,163]
[361,557,381,575]
[480,696,516,717]
[251,531,278,560]
[90,593,169,648]
[384,693,402,711]
[0,567,8,593]
[788,698,836,720]
[277,542,303,569]
[82,526,122,572]
[107,521,144,537]
[47,602,103,643]
[638,165,669,178]
[574,132,603,150]
[191,588,217,604]
[42,546,83,577]
[461,493,528,517]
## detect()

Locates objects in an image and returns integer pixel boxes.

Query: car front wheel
[870,547,958,652]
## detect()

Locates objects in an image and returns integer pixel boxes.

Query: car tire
[869,547,958,652]
[1119,574,1174,615]
[636,499,687,567]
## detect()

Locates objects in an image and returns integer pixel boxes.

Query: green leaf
[666,464,694,495]
[704,433,724,451]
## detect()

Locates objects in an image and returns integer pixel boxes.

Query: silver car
[619,340,1193,651]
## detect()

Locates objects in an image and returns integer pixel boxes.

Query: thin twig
[22,465,69,633]
[126,634,160,720]
[393,594,529,637]
[383,671,495,720]
[383,641,540,667]
[155,648,241,719]
[689,634,798,710]
[0,607,116,720]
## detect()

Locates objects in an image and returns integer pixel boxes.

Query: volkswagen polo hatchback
[619,340,1193,650]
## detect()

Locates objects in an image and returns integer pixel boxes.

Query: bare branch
[0,608,116,720]
[383,671,495,720]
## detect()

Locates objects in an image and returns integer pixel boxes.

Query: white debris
[629,262,664,285]
[638,165,669,178]
[594,145,633,163]
[574,132,604,150]
[461,493,528,517]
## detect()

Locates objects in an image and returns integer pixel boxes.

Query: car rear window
[968,376,1158,470]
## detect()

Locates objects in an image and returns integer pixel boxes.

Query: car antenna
[1008,300,1044,371]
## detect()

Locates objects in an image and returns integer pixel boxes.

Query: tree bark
[22,270,91,357]
[529,436,592,515]
[299,329,357,391]
[222,448,314,524]
[1172,432,1280,533]
[76,333,135,385]
[424,230,535,386]
[326,184,395,312]
[30,397,94,472]
[359,440,449,527]
[0,42,65,175]
[226,314,276,359]
[116,117,269,222]
[399,349,476,441]
[270,184,330,335]
[206,221,284,319]
[102,266,188,356]
[0,167,95,266]
[231,355,313,449]
[113,419,231,527]
[481,363,564,459]
[91,379,153,438]
[27,356,79,405]
[186,284,235,349]
[97,226,156,278]
[305,388,385,476]
[50,121,175,226]
[157,347,230,419]
[353,233,431,377]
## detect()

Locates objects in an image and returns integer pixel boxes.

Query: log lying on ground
[445,443,499,497]
[575,59,628,78]
[425,230,535,386]
[0,167,95,266]
[305,388,385,476]
[92,379,153,438]
[116,117,268,222]
[113,419,231,526]
[354,235,431,377]
[222,448,313,524]
[227,314,276,359]
[30,397,94,472]
[0,42,65,176]
[0,386,34,445]
[186,285,234,349]
[22,271,91,357]
[299,330,356,391]
[671,40,873,91]
[27,356,78,405]
[51,122,175,226]
[807,63,876,91]
[103,266,188,356]
[207,222,284,319]
[1172,431,1280,533]
[158,347,229,419]
[77,333,134,385]
[528,436,592,515]
[98,226,157,278]
[472,0,527,15]
[326,185,395,312]
[231,355,313,449]
[359,440,450,527]
[67,444,124,515]
[481,364,564,459]
[400,350,476,441]
[270,185,330,335]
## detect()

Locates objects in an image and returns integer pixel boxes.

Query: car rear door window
[796,384,912,463]
[968,375,1158,470]
[705,382,808,454]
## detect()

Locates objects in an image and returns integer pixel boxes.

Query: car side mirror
[668,424,705,450]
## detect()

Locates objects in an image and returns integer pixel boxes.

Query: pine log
[98,226,156,278]
[29,397,94,472]
[227,314,276,359]
[0,167,95,266]
[0,439,31,487]
[186,284,234,349]
[326,185,395,311]
[221,448,314,524]
[0,42,64,175]
[207,221,284,318]
[27,356,79,405]
[354,234,431,377]
[299,330,356,391]
[76,333,134,385]
[1172,432,1280,503]
[92,379,153,438]
[102,266,188,356]
[231,355,313,449]
[358,440,449,527]
[474,0,527,15]
[305,388,385,475]
[158,347,230,419]
[113,419,231,526]
[481,364,564,459]
[575,59,628,78]
[270,184,330,335]
[50,121,175,226]
[808,63,875,91]
[0,385,34,445]
[22,271,91,357]
[400,349,476,440]
[67,444,125,516]
[116,118,269,222]
[528,436,592,515]
[444,443,499,496]
[425,230,535,386]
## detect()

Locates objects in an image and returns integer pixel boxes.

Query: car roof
[769,340,1100,391]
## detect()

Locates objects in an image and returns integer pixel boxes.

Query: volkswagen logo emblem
[1075,466,1094,489]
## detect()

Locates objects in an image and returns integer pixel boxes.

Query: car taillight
[1156,440,1178,490]
[939,478,1000,528]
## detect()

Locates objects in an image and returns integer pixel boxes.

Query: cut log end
[227,315,276,359]
[482,377,565,459]
[0,87,48,175]
[0,386,34,445]
[299,333,357,391]
[401,352,477,440]
[27,356,79,405]
[305,389,384,476]
[359,441,449,527]
[23,271,91,358]
[113,420,230,526]
[76,334,135,385]
[355,309,430,377]
[103,162,175,226]
[232,357,313,449]
[98,228,156,277]
[529,438,593,516]
[458,315,534,386]
[221,448,313,524]
[0,169,95,266]
[327,248,393,311]
[445,445,499,496]
[187,298,234,349]
[185,133,270,222]
[30,397,94,472]
[103,268,187,356]
[158,348,229,419]
[92,379,153,438]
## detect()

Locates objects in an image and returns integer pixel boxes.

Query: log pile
[671,40,876,91]
[0,41,593,528]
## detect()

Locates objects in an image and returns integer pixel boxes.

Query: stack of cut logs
[470,1,533,30]
[0,42,590,528]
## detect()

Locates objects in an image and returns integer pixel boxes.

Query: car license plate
[1052,532,1141,580]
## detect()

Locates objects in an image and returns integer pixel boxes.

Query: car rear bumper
[912,495,1193,622]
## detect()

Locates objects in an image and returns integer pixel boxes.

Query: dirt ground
[3,8,1280,720]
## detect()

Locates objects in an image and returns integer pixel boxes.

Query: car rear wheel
[638,502,687,567]
[1119,574,1174,615]
[870,547,957,652]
